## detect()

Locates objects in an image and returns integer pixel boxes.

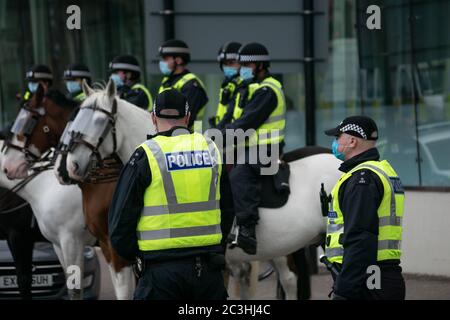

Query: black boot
[237,225,257,255]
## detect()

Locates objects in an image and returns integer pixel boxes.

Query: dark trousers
[332,264,406,300]
[361,268,406,300]
[133,259,228,300]
[229,163,263,227]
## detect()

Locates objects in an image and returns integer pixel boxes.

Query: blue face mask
[66,81,81,94]
[223,66,238,79]
[110,74,124,88]
[28,82,39,93]
[239,66,254,81]
[332,138,345,161]
[159,60,172,76]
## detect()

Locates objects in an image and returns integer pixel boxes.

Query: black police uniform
[108,126,234,300]
[223,75,283,236]
[63,63,92,103]
[117,81,150,110]
[331,147,405,300]
[215,76,246,130]
[22,65,53,106]
[159,70,208,128]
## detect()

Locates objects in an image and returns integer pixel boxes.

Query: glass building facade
[0,0,449,187]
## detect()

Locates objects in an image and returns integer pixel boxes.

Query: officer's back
[108,89,233,300]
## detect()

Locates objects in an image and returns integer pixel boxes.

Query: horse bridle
[67,99,118,164]
[3,104,54,165]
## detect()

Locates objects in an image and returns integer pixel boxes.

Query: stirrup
[231,225,239,245]
[228,220,239,249]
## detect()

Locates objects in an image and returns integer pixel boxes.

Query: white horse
[62,80,341,299]
[0,142,96,299]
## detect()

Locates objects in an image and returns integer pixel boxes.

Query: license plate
[0,274,54,289]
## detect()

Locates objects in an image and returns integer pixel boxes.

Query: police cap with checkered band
[159,39,191,64]
[238,42,270,68]
[325,115,379,140]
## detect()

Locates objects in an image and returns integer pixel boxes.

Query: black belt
[144,253,226,271]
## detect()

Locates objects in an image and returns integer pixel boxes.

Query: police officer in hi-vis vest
[224,43,286,255]
[324,116,405,300]
[22,64,53,105]
[109,54,153,110]
[63,63,92,103]
[108,89,234,300]
[209,42,243,128]
[158,39,208,128]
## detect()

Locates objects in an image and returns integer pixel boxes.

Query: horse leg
[7,230,34,300]
[271,256,297,300]
[228,261,259,300]
[109,242,135,300]
[290,248,312,300]
[97,237,129,300]
[52,244,66,271]
[60,236,85,300]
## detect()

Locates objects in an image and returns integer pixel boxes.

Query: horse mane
[45,89,78,109]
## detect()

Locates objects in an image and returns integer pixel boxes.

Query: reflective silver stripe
[326,240,400,258]
[264,114,285,124]
[138,224,222,241]
[110,62,141,73]
[27,72,53,80]
[353,164,397,219]
[142,200,220,216]
[327,223,344,234]
[378,239,401,250]
[142,136,220,214]
[325,247,344,258]
[145,140,177,204]
[65,70,91,78]
[239,54,270,62]
[379,216,402,227]
[218,52,239,61]
[160,47,190,54]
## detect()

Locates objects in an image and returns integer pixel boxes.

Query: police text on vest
[166,150,214,171]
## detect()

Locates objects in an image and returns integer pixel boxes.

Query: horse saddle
[259,146,331,209]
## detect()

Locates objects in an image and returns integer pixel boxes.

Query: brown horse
[8,85,133,299]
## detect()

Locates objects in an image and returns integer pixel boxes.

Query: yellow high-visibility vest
[73,92,86,102]
[158,73,207,119]
[232,76,286,146]
[131,83,153,111]
[137,131,223,251]
[325,160,405,263]
[215,77,242,125]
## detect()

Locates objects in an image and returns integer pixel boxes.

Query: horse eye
[94,116,106,125]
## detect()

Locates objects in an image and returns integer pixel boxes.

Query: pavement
[95,248,450,300]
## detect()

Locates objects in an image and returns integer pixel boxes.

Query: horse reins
[64,98,122,183]
[68,99,118,163]
[0,160,53,216]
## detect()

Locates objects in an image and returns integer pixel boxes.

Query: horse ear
[82,79,94,97]
[106,78,116,99]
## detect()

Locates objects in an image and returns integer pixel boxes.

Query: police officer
[324,115,405,300]
[108,89,234,300]
[22,64,53,104]
[109,54,153,110]
[209,42,242,128]
[63,63,92,102]
[158,39,208,128]
[224,43,286,255]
